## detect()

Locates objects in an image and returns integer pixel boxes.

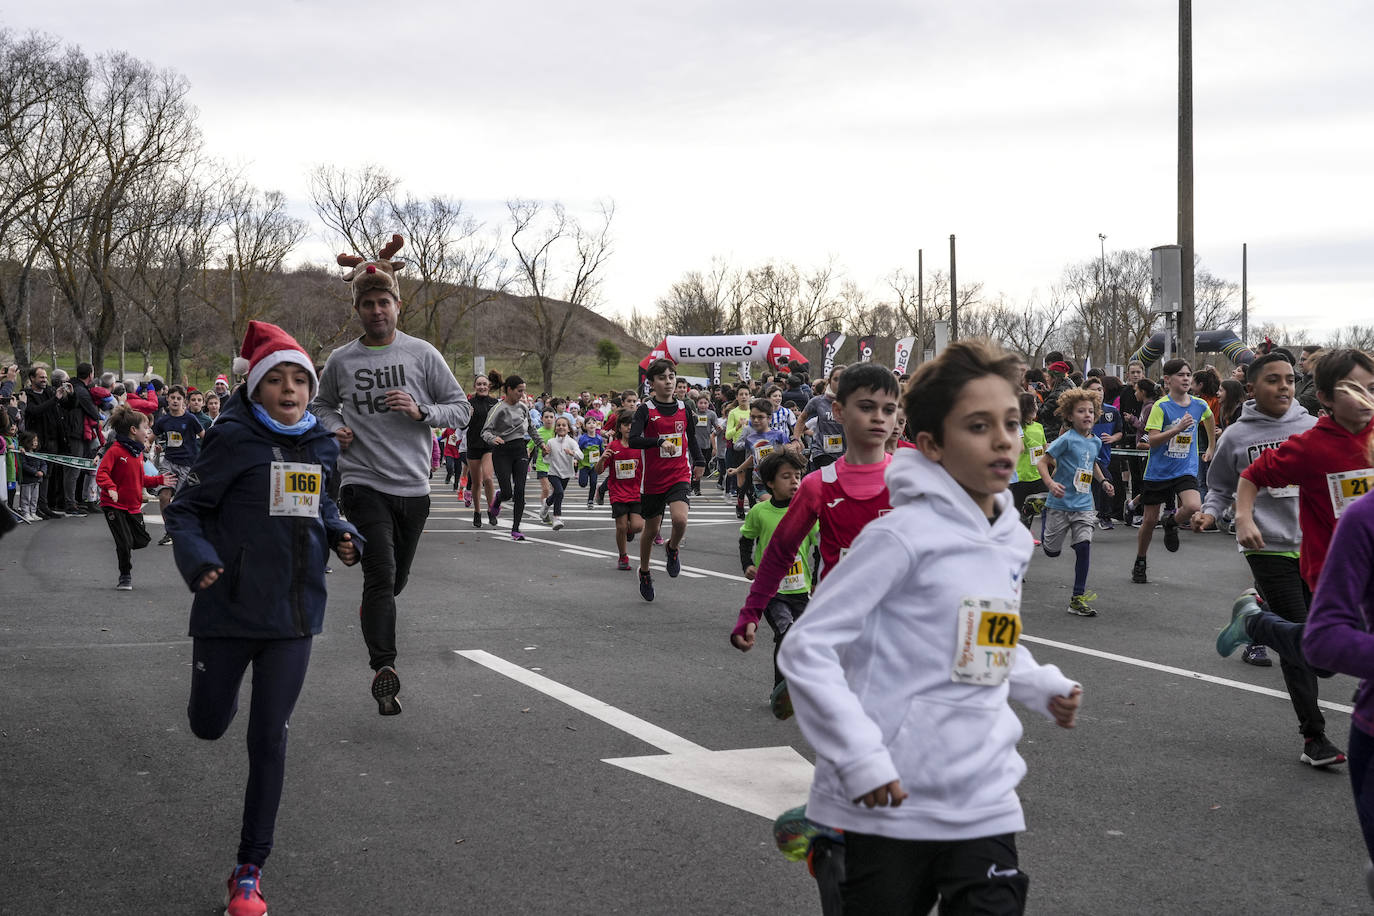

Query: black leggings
[339,485,430,671]
[491,440,530,532]
[188,635,313,868]
[546,476,568,515]
[1245,552,1325,738]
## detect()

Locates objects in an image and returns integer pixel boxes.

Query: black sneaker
[64,505,88,518]
[371,666,402,716]
[664,544,681,578]
[158,533,174,546]
[1241,644,1273,667]
[47,507,67,518]
[472,511,482,529]
[1132,557,1148,584]
[1301,735,1346,768]
[638,569,655,602]
[116,574,132,591]
[1163,514,1180,552]
[736,503,746,520]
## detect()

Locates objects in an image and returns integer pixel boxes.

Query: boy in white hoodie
[779,338,1083,914]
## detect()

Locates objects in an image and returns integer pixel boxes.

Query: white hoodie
[778,448,1079,841]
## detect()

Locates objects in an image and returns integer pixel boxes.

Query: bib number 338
[270,461,323,518]
[951,597,1021,686]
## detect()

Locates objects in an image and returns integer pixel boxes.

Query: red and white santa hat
[231,321,318,396]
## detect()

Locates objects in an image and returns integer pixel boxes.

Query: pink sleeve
[732,474,823,637]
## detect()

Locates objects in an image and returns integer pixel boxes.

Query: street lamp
[1098,233,1108,371]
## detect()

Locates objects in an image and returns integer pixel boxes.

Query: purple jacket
[1303,492,1374,736]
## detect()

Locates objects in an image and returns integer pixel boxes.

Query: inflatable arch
[1128,328,1255,370]
[637,333,807,390]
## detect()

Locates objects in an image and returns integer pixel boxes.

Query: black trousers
[103,507,150,575]
[491,440,530,532]
[842,831,1028,915]
[339,485,430,671]
[1244,552,1327,737]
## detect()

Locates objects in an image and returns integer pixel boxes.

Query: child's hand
[334,533,359,566]
[1102,481,1115,497]
[726,467,738,476]
[195,567,224,591]
[1048,481,1066,498]
[1235,516,1265,551]
[744,565,756,580]
[107,487,118,501]
[854,780,908,808]
[1191,512,1215,533]
[1049,686,1082,729]
[37,470,44,478]
[730,622,756,652]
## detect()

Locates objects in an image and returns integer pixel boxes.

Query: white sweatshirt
[545,434,583,480]
[778,448,1079,841]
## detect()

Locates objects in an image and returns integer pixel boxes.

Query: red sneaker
[225,864,267,916]
[617,555,631,570]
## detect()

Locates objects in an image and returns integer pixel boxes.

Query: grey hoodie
[1203,399,1316,553]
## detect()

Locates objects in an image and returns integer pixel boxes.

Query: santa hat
[231,321,318,397]
[214,374,229,387]
[337,233,406,305]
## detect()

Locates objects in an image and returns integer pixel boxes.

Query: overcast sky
[13,0,1374,341]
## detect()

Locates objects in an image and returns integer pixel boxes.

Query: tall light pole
[1098,233,1107,368]
[1178,0,1196,364]
[949,234,958,341]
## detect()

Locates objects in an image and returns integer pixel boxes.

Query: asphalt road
[2,477,1369,915]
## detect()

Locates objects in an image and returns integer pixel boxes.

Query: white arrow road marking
[456,649,812,819]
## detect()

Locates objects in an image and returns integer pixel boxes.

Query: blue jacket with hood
[164,385,362,639]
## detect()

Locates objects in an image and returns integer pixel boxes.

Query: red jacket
[1242,415,1374,588]
[96,440,165,513]
[124,392,159,418]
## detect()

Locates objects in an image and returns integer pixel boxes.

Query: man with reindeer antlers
[310,235,471,716]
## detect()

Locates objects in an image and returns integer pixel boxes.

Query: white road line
[1021,634,1355,715]
[499,533,747,582]
[455,649,706,754]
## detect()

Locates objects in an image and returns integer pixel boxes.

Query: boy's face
[1322,366,1374,433]
[1127,364,1144,383]
[915,375,1021,514]
[206,395,220,416]
[624,393,639,410]
[833,386,899,449]
[136,417,153,445]
[736,388,749,405]
[696,397,709,413]
[674,379,688,398]
[1167,366,1193,397]
[188,393,204,412]
[1250,361,1295,417]
[749,409,770,432]
[651,370,675,399]
[542,411,555,428]
[770,465,802,501]
[166,392,186,414]
[1071,400,1097,433]
[255,365,312,425]
[769,390,782,409]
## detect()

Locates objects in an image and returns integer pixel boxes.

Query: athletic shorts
[467,444,489,460]
[1140,474,1199,505]
[536,469,548,479]
[156,460,193,492]
[1042,508,1095,554]
[640,482,691,520]
[611,500,642,519]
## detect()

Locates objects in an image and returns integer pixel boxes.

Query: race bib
[697,415,708,427]
[1167,432,1193,458]
[1328,468,1374,518]
[615,459,638,480]
[1029,445,1046,462]
[1074,468,1093,494]
[167,432,183,448]
[587,447,601,464]
[1266,485,1299,499]
[823,434,843,454]
[448,432,460,447]
[659,434,683,458]
[781,557,808,592]
[951,597,1021,687]
[270,462,322,518]
[755,442,775,462]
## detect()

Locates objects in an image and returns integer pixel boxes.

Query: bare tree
[507,199,615,393]
[741,258,847,342]
[212,181,307,355]
[1327,324,1374,350]
[307,163,397,263]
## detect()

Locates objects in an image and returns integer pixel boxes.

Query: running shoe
[510,530,526,542]
[158,533,174,546]
[116,574,132,591]
[1301,735,1347,768]
[65,505,88,517]
[472,511,482,529]
[1096,517,1115,531]
[488,507,499,527]
[551,516,565,531]
[772,806,843,863]
[370,665,402,716]
[586,501,594,510]
[617,555,631,570]
[224,863,267,916]
[1241,644,1273,667]
[463,491,473,508]
[1216,592,1261,658]
[540,503,553,524]
[664,544,681,578]
[736,504,746,520]
[638,569,655,602]
[1162,513,1180,552]
[1067,592,1098,617]
[1132,557,1148,584]
[770,679,794,720]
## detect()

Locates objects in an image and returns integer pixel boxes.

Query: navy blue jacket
[164,387,362,639]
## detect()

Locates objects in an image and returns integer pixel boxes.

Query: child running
[628,360,703,601]
[1037,386,1114,617]
[1132,358,1216,583]
[95,405,165,590]
[163,321,362,916]
[692,394,717,496]
[541,416,582,530]
[727,397,790,519]
[153,384,204,546]
[739,449,817,709]
[1012,392,1048,534]
[577,417,604,509]
[779,338,1082,915]
[596,408,644,570]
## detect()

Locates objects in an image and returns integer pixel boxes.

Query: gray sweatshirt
[481,400,538,445]
[310,331,471,497]
[1203,399,1316,554]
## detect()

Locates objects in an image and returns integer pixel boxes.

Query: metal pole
[948,234,957,342]
[1241,243,1248,344]
[227,255,237,359]
[917,248,924,359]
[1178,0,1196,364]
[1098,233,1107,369]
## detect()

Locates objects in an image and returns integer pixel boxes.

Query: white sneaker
[552,517,565,531]
[540,504,553,524]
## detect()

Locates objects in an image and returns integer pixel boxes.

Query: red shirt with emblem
[601,439,643,504]
[630,399,697,494]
